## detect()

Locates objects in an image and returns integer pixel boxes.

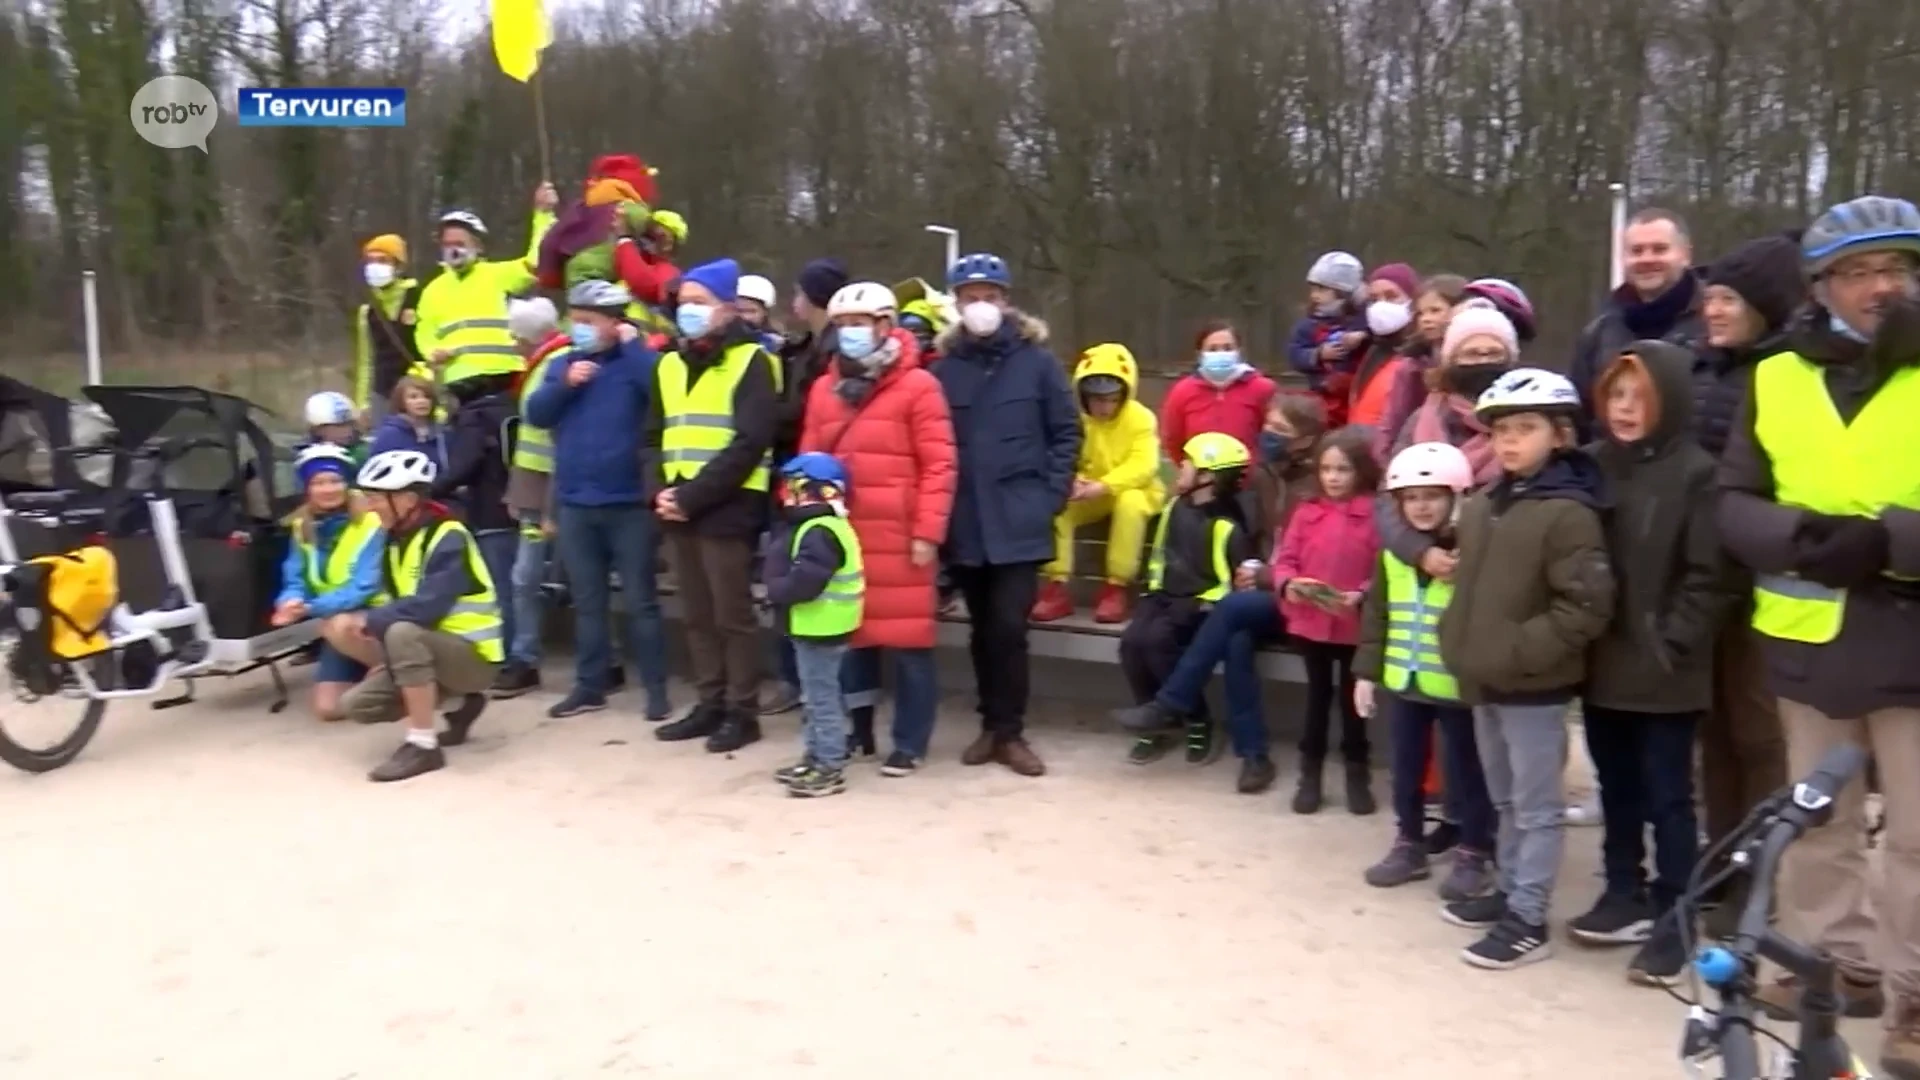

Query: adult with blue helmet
[1718,194,1920,1068]
[929,252,1081,777]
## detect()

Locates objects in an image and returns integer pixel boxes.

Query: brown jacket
[1249,449,1319,559]
[1438,449,1616,704]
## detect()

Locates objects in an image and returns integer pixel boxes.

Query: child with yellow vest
[765,453,866,799]
[272,445,387,720]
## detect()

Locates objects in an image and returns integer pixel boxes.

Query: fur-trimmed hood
[935,308,1049,356]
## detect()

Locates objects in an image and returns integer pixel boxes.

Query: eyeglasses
[1829,263,1919,287]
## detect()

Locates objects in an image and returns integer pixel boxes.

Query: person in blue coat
[271,445,387,720]
[930,252,1081,777]
[367,375,447,471]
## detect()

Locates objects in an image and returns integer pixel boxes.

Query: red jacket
[533,238,679,311]
[1159,370,1275,464]
[1270,495,1379,645]
[799,331,958,649]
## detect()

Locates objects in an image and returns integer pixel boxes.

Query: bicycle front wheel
[0,638,111,773]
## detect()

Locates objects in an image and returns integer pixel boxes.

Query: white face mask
[961,301,1004,337]
[363,262,396,288]
[1366,299,1412,336]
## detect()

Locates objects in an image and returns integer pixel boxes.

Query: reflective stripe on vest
[657,341,772,492]
[387,519,504,663]
[293,512,383,596]
[511,346,568,472]
[1144,510,1233,602]
[786,515,865,637]
[1749,351,1920,644]
[1379,552,1459,701]
[426,268,526,383]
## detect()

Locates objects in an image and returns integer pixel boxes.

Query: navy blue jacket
[930,311,1081,566]
[368,413,446,472]
[761,502,853,644]
[525,335,658,507]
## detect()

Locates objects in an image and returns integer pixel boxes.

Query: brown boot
[996,737,1046,777]
[961,731,999,766]
[1882,996,1920,1080]
[1753,971,1886,1022]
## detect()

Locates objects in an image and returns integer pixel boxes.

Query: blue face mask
[1198,351,1242,384]
[568,322,601,353]
[1258,431,1288,464]
[1829,311,1871,343]
[837,325,877,361]
[677,303,715,339]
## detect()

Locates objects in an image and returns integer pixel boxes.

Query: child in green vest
[1352,441,1497,902]
[764,452,866,798]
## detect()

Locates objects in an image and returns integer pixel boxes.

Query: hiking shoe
[1127,734,1172,765]
[547,687,608,719]
[1111,700,1182,733]
[1627,920,1690,988]
[1755,973,1886,1022]
[1568,891,1656,946]
[368,741,445,782]
[1438,849,1496,903]
[706,711,762,754]
[1237,754,1277,793]
[1424,820,1462,857]
[996,737,1046,777]
[773,756,817,784]
[759,682,803,716]
[1364,840,1431,888]
[440,693,486,747]
[1463,913,1553,970]
[656,702,725,742]
[1030,580,1075,622]
[1291,760,1324,814]
[1092,583,1130,624]
[1184,718,1219,765]
[785,763,847,798]
[490,662,540,699]
[1345,761,1377,815]
[1442,891,1508,930]
[960,731,998,766]
[880,750,920,777]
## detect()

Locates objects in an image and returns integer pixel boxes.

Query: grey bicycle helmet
[1802,195,1920,275]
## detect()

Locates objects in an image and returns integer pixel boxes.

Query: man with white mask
[929,253,1081,777]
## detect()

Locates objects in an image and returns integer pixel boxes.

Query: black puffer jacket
[1571,270,1708,438]
[1689,330,1787,459]
[432,377,516,534]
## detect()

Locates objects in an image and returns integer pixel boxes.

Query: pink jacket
[1270,495,1380,645]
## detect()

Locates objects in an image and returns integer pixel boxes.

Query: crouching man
[321,449,503,781]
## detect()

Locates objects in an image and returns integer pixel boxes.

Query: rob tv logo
[237,87,406,127]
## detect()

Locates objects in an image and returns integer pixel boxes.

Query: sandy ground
[0,662,1874,1079]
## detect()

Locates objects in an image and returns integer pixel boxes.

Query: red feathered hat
[588,154,658,207]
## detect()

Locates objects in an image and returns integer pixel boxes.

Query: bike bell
[1694,945,1739,987]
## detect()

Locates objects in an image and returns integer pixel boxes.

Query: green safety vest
[386,519,504,663]
[1144,510,1233,602]
[657,341,773,492]
[1379,552,1459,701]
[294,511,384,596]
[1749,351,1920,645]
[787,515,865,637]
[511,343,569,473]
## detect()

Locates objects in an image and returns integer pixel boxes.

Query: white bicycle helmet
[737,274,778,309]
[827,282,898,319]
[304,391,356,427]
[438,209,488,237]
[566,279,633,311]
[1474,367,1581,421]
[1386,442,1475,494]
[357,449,437,492]
[1306,251,1365,295]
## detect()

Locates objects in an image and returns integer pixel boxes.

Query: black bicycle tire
[0,653,112,773]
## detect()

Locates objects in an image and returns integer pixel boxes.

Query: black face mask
[1446,363,1510,400]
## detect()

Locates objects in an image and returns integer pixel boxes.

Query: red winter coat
[799,331,958,649]
[1270,494,1379,646]
[1159,370,1276,465]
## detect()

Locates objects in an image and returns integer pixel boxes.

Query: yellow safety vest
[293,511,384,596]
[1749,351,1920,644]
[1144,510,1233,602]
[512,344,569,473]
[657,341,773,492]
[1379,552,1459,701]
[787,515,866,637]
[386,519,504,663]
[415,266,528,383]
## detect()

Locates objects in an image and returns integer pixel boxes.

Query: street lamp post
[1608,182,1628,290]
[925,224,959,278]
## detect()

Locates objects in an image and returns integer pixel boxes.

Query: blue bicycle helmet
[781,451,850,495]
[947,253,1011,290]
[1802,195,1920,276]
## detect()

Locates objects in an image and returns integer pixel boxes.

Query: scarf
[1620,272,1699,340]
[1410,391,1501,486]
[834,335,903,407]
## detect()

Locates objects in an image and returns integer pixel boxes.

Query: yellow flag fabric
[491,0,551,83]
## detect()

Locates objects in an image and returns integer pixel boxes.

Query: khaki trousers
[1701,621,1786,845]
[342,622,498,724]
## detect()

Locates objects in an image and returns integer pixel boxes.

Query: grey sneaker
[1439,849,1496,903]
[1363,839,1432,888]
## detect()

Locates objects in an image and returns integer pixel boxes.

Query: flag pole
[532,65,553,183]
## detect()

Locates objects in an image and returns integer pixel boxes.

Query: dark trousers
[949,561,1040,740]
[1118,594,1208,705]
[473,528,519,667]
[1584,704,1702,908]
[1387,693,1495,851]
[1155,589,1286,759]
[667,529,761,710]
[1298,639,1366,764]
[557,503,668,711]
[1702,619,1786,847]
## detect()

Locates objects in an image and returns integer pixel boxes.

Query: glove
[1793,513,1889,590]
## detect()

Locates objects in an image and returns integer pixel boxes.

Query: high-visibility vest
[657,341,773,492]
[293,511,384,596]
[386,519,504,663]
[1144,509,1233,602]
[419,267,527,383]
[1749,351,1920,644]
[786,515,865,637]
[1379,552,1459,701]
[511,343,569,473]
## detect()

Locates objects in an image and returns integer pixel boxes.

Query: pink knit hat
[1441,304,1519,363]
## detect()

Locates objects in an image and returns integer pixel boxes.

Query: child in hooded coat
[1286,251,1371,427]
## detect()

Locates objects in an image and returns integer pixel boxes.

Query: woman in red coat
[799,281,958,774]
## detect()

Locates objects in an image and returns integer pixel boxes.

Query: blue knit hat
[296,448,353,490]
[681,258,741,304]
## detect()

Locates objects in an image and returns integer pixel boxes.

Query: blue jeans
[509,513,548,666]
[1584,706,1701,909]
[314,643,366,684]
[795,639,850,768]
[1386,693,1496,851]
[1154,590,1285,760]
[841,646,939,758]
[473,528,518,667]
[556,502,667,713]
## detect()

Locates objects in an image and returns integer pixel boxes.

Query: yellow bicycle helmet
[651,210,689,245]
[1183,432,1251,472]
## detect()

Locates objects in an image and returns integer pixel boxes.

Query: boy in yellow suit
[1032,343,1166,624]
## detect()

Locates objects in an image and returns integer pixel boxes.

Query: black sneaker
[547,687,608,719]
[368,740,445,782]
[1568,890,1656,947]
[1627,920,1690,987]
[1236,755,1277,794]
[1127,734,1172,766]
[656,702,724,742]
[440,693,486,746]
[774,757,816,784]
[880,750,921,777]
[490,663,541,700]
[1462,913,1553,970]
[1110,700,1183,732]
[1441,891,1508,930]
[705,710,762,754]
[1424,820,1462,858]
[1184,718,1219,765]
[785,763,847,798]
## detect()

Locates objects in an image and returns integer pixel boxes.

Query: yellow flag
[491,0,551,83]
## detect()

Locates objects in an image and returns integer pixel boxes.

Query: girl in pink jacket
[1270,426,1383,815]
